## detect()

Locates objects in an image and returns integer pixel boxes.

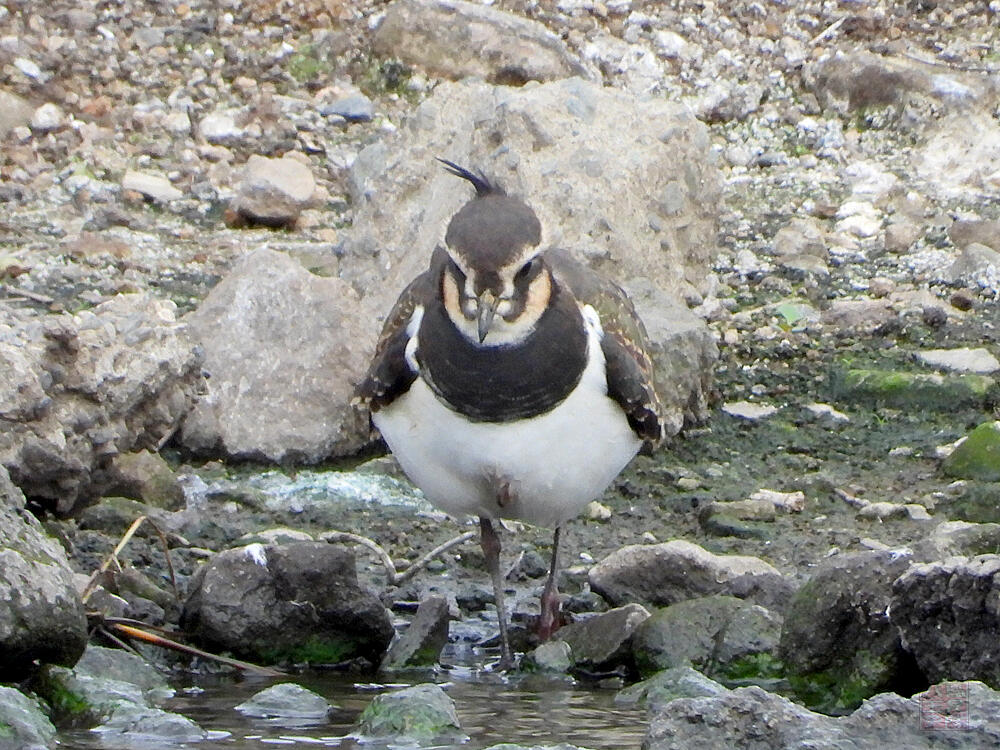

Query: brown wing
[354,264,437,412]
[547,248,664,452]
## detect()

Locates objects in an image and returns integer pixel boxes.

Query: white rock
[804,402,850,424]
[653,30,689,59]
[199,111,243,143]
[749,488,805,512]
[14,57,43,79]
[916,348,1000,374]
[163,110,192,134]
[722,401,778,421]
[122,169,183,202]
[30,103,65,132]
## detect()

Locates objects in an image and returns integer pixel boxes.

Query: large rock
[0,294,202,514]
[589,540,794,612]
[0,686,57,750]
[556,603,650,673]
[632,595,781,680]
[38,644,174,727]
[345,77,721,433]
[0,466,87,681]
[0,89,34,138]
[180,248,370,463]
[891,555,1000,686]
[779,550,916,712]
[380,595,451,670]
[804,51,991,116]
[229,154,317,228]
[181,541,393,666]
[941,421,1000,482]
[372,0,591,85]
[356,683,461,742]
[646,680,1000,749]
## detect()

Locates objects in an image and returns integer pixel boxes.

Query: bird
[355,159,663,668]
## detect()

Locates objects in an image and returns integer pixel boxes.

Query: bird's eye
[515,259,536,282]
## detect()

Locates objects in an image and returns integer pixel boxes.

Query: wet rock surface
[891,556,1000,686]
[779,549,918,713]
[2,0,1000,746]
[0,466,87,681]
[181,541,393,666]
[645,678,1000,750]
[589,540,794,611]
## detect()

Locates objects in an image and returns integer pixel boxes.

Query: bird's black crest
[437,158,503,197]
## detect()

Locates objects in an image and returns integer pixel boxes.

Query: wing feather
[547,248,664,451]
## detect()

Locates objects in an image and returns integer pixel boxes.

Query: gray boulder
[345,77,721,434]
[235,683,332,720]
[0,686,56,750]
[556,603,650,673]
[372,0,591,85]
[355,683,461,742]
[891,555,1000,686]
[616,666,727,710]
[0,89,34,138]
[229,154,317,228]
[0,293,202,514]
[804,50,989,117]
[182,541,393,666]
[381,595,451,670]
[779,550,915,712]
[0,466,87,681]
[180,248,370,463]
[39,644,174,726]
[631,596,781,680]
[645,681,1000,749]
[589,540,794,612]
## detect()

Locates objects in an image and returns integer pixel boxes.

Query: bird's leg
[538,525,562,641]
[479,516,514,669]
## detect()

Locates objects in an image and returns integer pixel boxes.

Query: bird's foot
[537,582,562,642]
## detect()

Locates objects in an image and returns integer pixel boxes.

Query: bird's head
[437,159,551,346]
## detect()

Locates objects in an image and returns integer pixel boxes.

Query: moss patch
[717,652,785,682]
[33,670,94,728]
[943,421,1000,482]
[835,368,998,410]
[787,650,893,714]
[257,634,359,666]
[285,44,325,83]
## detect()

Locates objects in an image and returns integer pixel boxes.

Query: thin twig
[324,531,399,580]
[2,286,55,304]
[810,15,846,45]
[323,530,476,585]
[394,530,477,585]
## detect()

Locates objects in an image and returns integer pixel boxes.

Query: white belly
[372,319,641,528]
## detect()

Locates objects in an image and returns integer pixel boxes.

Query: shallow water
[58,659,647,749]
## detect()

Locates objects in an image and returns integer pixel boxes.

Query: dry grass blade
[107,621,285,677]
[81,515,180,605]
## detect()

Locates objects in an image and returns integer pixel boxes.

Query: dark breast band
[417,284,589,422]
